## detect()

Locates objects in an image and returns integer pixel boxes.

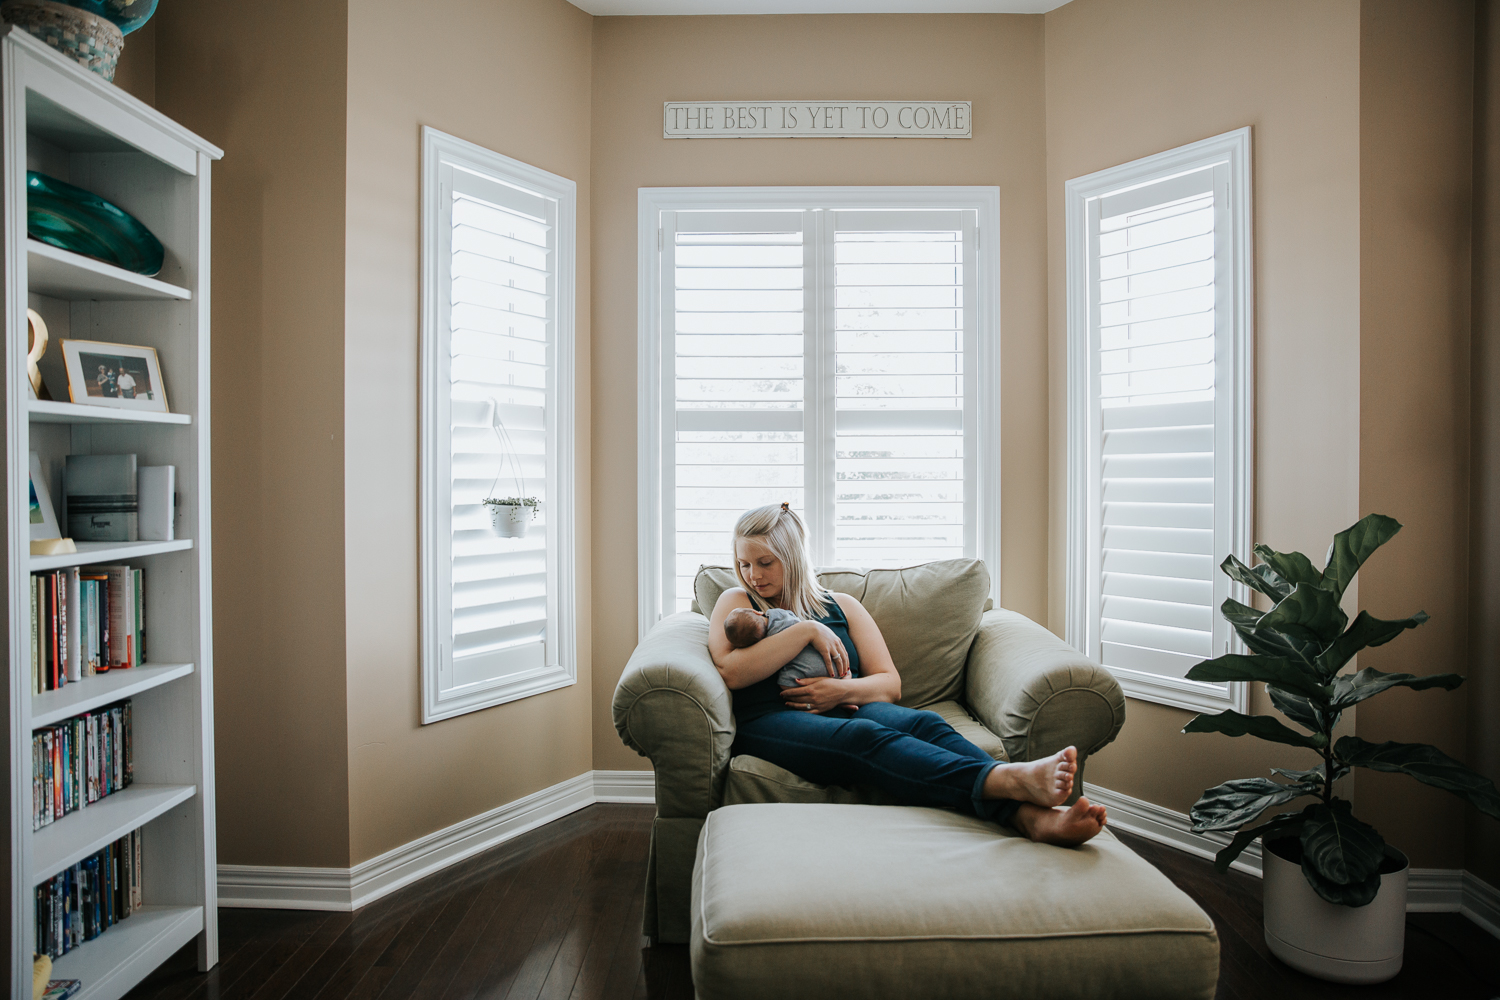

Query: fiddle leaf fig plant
[1184,514,1500,907]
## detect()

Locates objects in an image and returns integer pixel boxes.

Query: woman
[708,504,1107,846]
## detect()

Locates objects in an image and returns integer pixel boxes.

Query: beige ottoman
[690,804,1219,1000]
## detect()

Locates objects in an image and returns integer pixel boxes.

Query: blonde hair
[732,504,830,620]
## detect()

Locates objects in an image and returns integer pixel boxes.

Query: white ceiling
[571,0,1070,14]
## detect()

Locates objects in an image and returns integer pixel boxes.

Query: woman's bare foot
[982,747,1078,807]
[1014,798,1108,847]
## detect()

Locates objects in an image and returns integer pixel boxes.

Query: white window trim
[420,126,577,723]
[637,186,1001,639]
[1064,128,1253,715]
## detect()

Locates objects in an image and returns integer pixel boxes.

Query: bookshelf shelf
[27,240,192,302]
[29,400,192,426]
[7,26,222,999]
[50,906,204,1000]
[30,538,194,572]
[31,663,194,728]
[33,784,196,884]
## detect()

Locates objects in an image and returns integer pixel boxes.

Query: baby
[723,606,860,690]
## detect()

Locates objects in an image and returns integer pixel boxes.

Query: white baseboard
[1086,782,1497,934]
[218,770,655,911]
[1083,782,1263,875]
[593,769,656,803]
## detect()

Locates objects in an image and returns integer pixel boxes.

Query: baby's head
[724,607,770,649]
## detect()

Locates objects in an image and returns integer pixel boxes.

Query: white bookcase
[1,29,221,999]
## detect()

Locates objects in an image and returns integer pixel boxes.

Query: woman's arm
[779,593,902,712]
[707,588,849,691]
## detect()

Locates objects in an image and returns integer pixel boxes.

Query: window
[1065,128,1252,714]
[638,188,999,633]
[420,127,576,723]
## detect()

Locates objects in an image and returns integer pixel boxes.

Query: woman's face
[735,537,784,605]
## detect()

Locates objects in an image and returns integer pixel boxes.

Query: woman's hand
[780,676,854,714]
[802,620,851,679]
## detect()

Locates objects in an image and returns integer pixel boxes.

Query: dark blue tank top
[731,592,861,723]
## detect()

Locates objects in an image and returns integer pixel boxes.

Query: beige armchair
[612,560,1127,944]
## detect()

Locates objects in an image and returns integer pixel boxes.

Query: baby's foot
[984,747,1078,807]
[1016,798,1107,847]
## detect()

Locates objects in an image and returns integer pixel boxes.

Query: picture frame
[29,451,60,540]
[59,339,169,413]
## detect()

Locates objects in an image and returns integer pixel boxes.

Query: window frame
[637,186,1001,638]
[420,126,577,724]
[1064,127,1253,714]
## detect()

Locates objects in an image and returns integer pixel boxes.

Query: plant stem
[1322,736,1335,804]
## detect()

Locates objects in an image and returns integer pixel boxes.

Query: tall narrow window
[421,128,576,723]
[640,189,998,631]
[1065,129,1252,714]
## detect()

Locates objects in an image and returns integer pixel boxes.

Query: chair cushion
[693,560,991,708]
[691,804,1220,1000]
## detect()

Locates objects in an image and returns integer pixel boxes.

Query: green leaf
[1301,857,1383,907]
[1335,737,1500,820]
[1220,553,1293,601]
[1189,778,1319,833]
[1300,800,1386,906]
[1272,762,1349,785]
[1253,543,1323,589]
[1321,514,1403,601]
[1187,653,1329,702]
[1314,610,1430,678]
[1257,583,1349,647]
[1328,667,1464,711]
[1266,684,1332,733]
[1220,597,1264,630]
[1183,710,1327,749]
[1213,809,1309,873]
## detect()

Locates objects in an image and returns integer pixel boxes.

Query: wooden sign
[664,101,971,139]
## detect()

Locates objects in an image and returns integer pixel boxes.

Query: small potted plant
[1183,514,1499,984]
[484,496,538,538]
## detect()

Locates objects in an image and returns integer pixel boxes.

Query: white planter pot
[488,503,530,537]
[1262,837,1409,984]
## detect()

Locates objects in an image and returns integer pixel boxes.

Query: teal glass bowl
[27,171,164,276]
[58,0,157,34]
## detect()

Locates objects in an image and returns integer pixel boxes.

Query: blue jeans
[733,702,1019,824]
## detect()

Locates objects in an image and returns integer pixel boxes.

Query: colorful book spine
[34,830,140,960]
[31,700,133,831]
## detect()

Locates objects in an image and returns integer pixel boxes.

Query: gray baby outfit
[763,608,859,688]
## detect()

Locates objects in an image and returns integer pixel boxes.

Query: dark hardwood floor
[124,804,1497,1000]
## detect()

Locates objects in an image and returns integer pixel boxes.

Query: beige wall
[1470,0,1500,887]
[1043,0,1365,813]
[588,13,1050,773]
[1356,0,1475,871]
[111,20,154,106]
[155,0,354,866]
[343,0,595,864]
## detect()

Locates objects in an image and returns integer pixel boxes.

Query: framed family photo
[60,339,169,413]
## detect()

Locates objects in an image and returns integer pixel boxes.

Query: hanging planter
[484,497,538,538]
[482,399,538,537]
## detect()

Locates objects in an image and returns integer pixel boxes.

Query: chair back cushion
[691,559,990,708]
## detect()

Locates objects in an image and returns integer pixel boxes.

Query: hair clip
[781,502,790,513]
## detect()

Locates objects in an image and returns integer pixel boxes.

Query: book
[137,465,175,541]
[65,568,80,684]
[64,453,138,542]
[34,830,140,959]
[99,566,135,668]
[41,980,81,1000]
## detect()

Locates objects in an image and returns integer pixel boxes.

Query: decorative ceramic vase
[1262,837,1409,984]
[27,170,164,275]
[1,0,122,80]
[489,504,531,538]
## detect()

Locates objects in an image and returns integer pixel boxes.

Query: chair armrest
[964,608,1126,764]
[613,612,736,819]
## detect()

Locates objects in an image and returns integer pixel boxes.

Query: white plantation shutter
[833,212,973,568]
[422,129,576,723]
[651,197,992,620]
[667,213,807,612]
[1066,130,1252,714]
